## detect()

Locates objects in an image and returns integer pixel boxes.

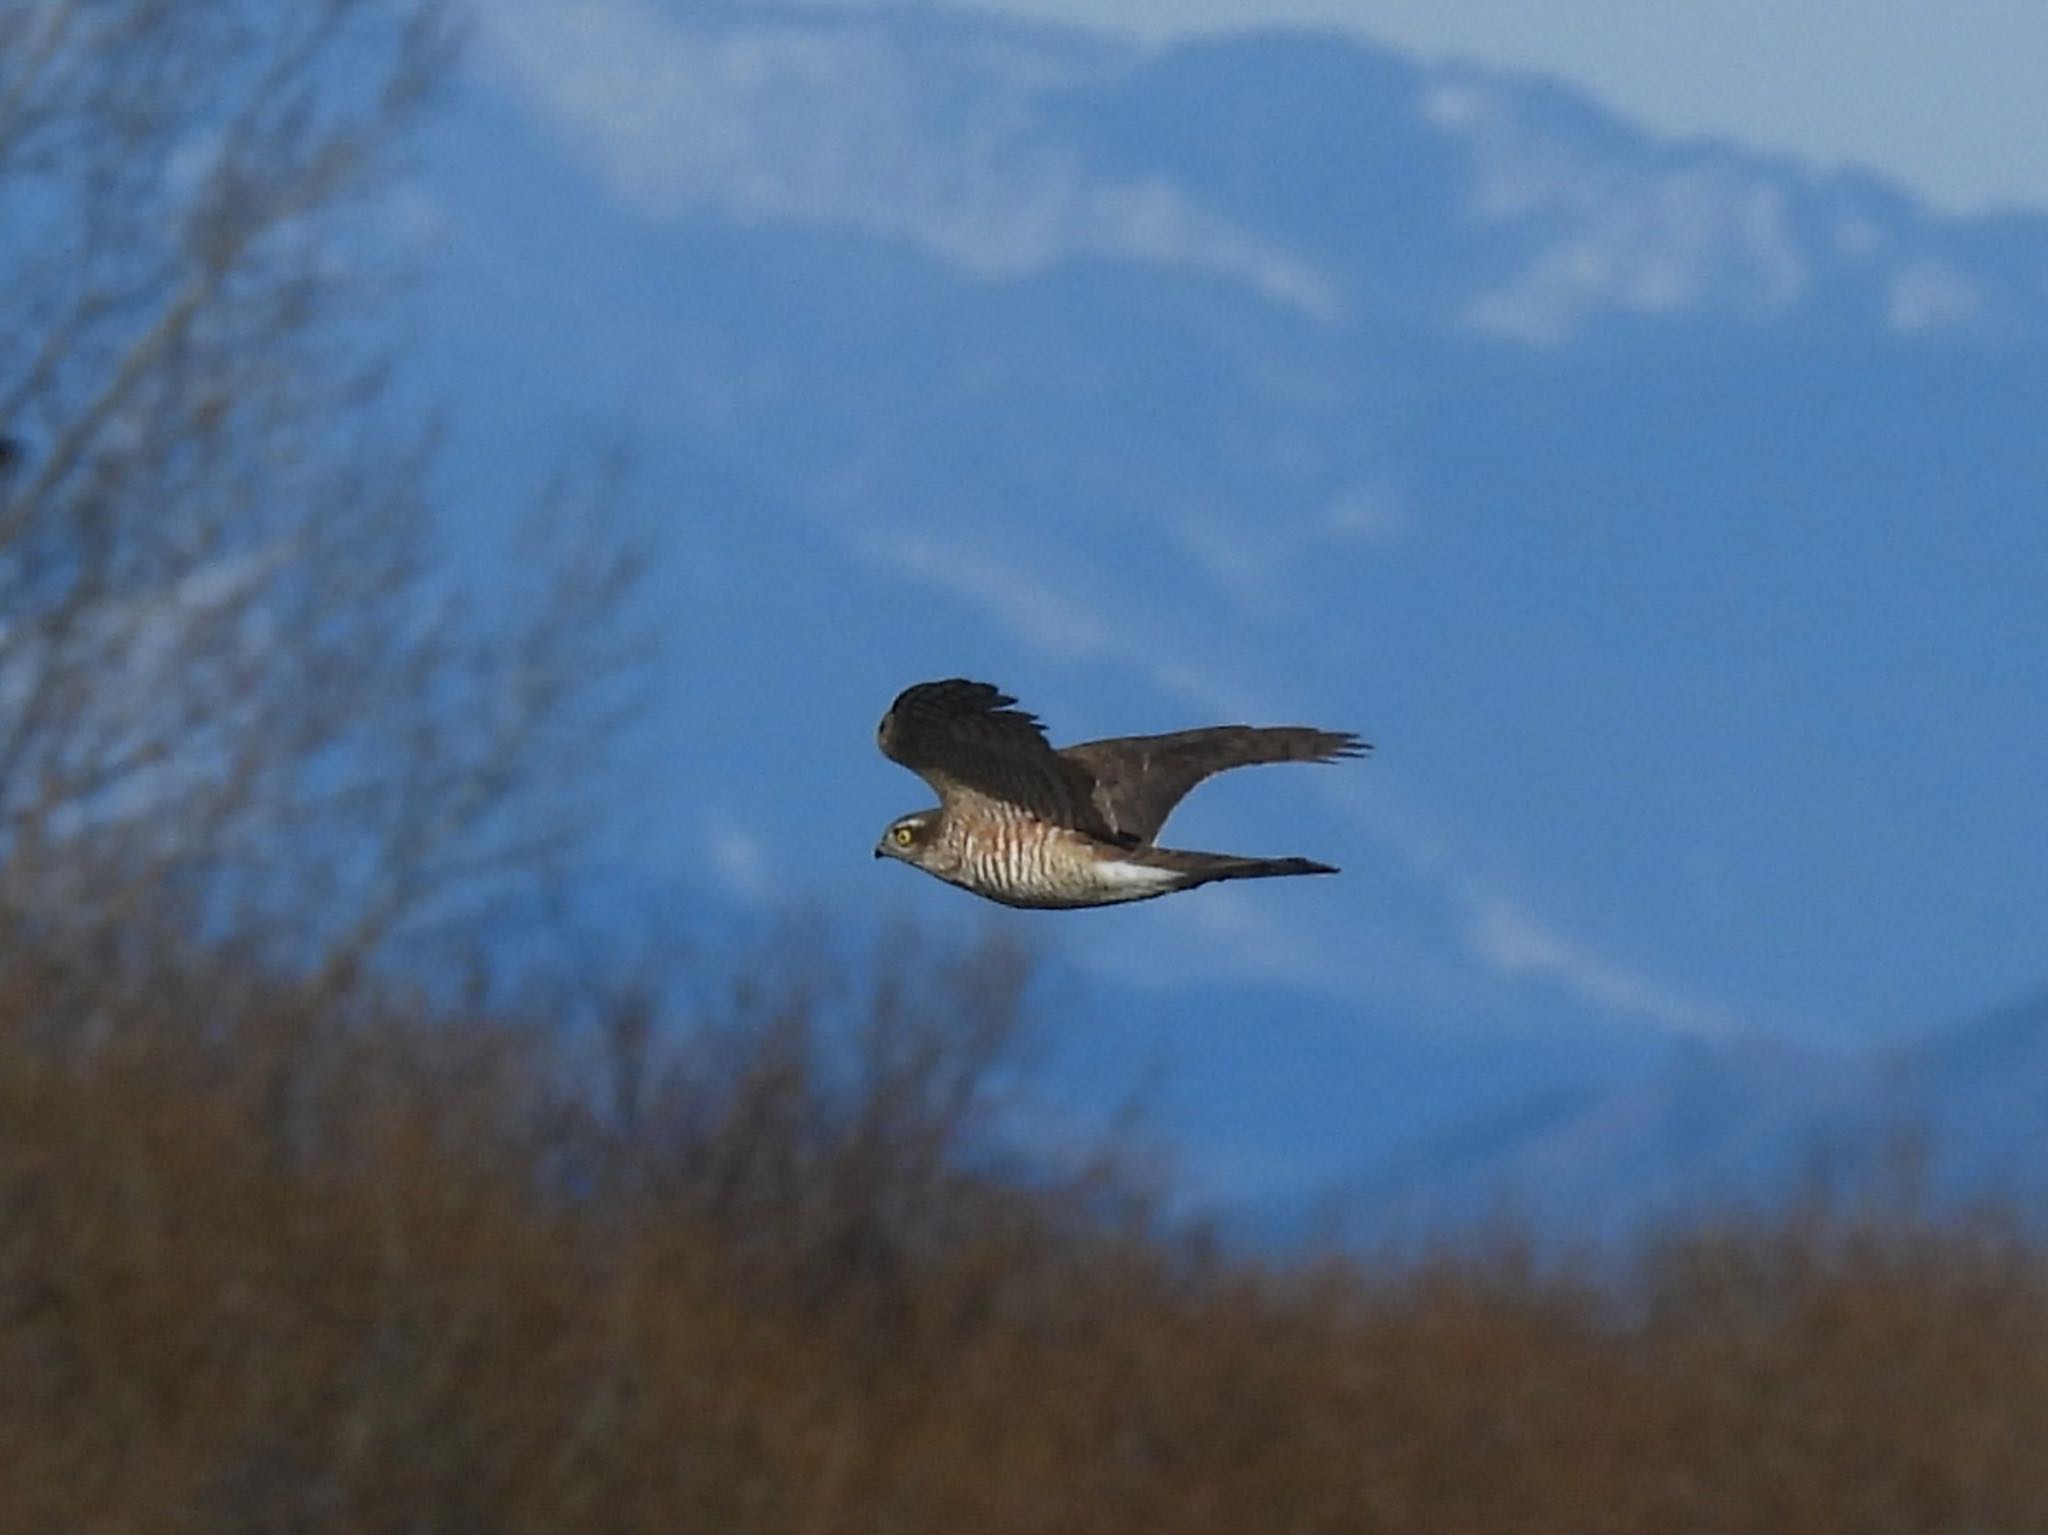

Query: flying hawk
[873,679,1366,908]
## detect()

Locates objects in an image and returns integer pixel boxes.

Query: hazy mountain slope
[397,0,2048,1219]
[1333,988,2048,1247]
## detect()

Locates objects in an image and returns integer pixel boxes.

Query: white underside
[1093,859,1183,892]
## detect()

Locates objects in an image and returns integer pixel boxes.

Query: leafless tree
[0,0,637,984]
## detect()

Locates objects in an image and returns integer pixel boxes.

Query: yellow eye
[892,825,916,847]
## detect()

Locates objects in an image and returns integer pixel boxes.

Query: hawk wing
[1060,726,1368,844]
[878,679,1109,833]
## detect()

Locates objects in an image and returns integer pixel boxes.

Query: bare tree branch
[0,0,639,985]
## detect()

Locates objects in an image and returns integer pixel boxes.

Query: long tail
[1123,846,1338,890]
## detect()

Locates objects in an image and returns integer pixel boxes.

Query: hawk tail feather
[1118,847,1338,889]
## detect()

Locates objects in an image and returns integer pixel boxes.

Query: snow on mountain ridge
[482,3,2048,349]
[481,0,1342,316]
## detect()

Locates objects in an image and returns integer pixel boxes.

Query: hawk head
[874,810,938,865]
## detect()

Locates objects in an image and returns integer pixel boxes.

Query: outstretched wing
[878,679,1107,831]
[1061,725,1368,844]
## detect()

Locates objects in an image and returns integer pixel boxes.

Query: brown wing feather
[878,679,1106,831]
[1060,725,1368,843]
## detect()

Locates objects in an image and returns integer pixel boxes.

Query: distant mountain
[407,0,2048,1217]
[1322,987,2048,1248]
[477,3,2048,347]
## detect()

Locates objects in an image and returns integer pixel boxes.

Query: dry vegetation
[5,3,2048,1529]
[0,930,2042,1534]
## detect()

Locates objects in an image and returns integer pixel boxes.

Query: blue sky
[396,1,2048,1220]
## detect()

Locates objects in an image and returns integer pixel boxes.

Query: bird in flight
[874,679,1367,908]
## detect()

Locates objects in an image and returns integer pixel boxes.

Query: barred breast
[938,806,1125,909]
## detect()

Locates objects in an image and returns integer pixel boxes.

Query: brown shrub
[0,936,2044,1533]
